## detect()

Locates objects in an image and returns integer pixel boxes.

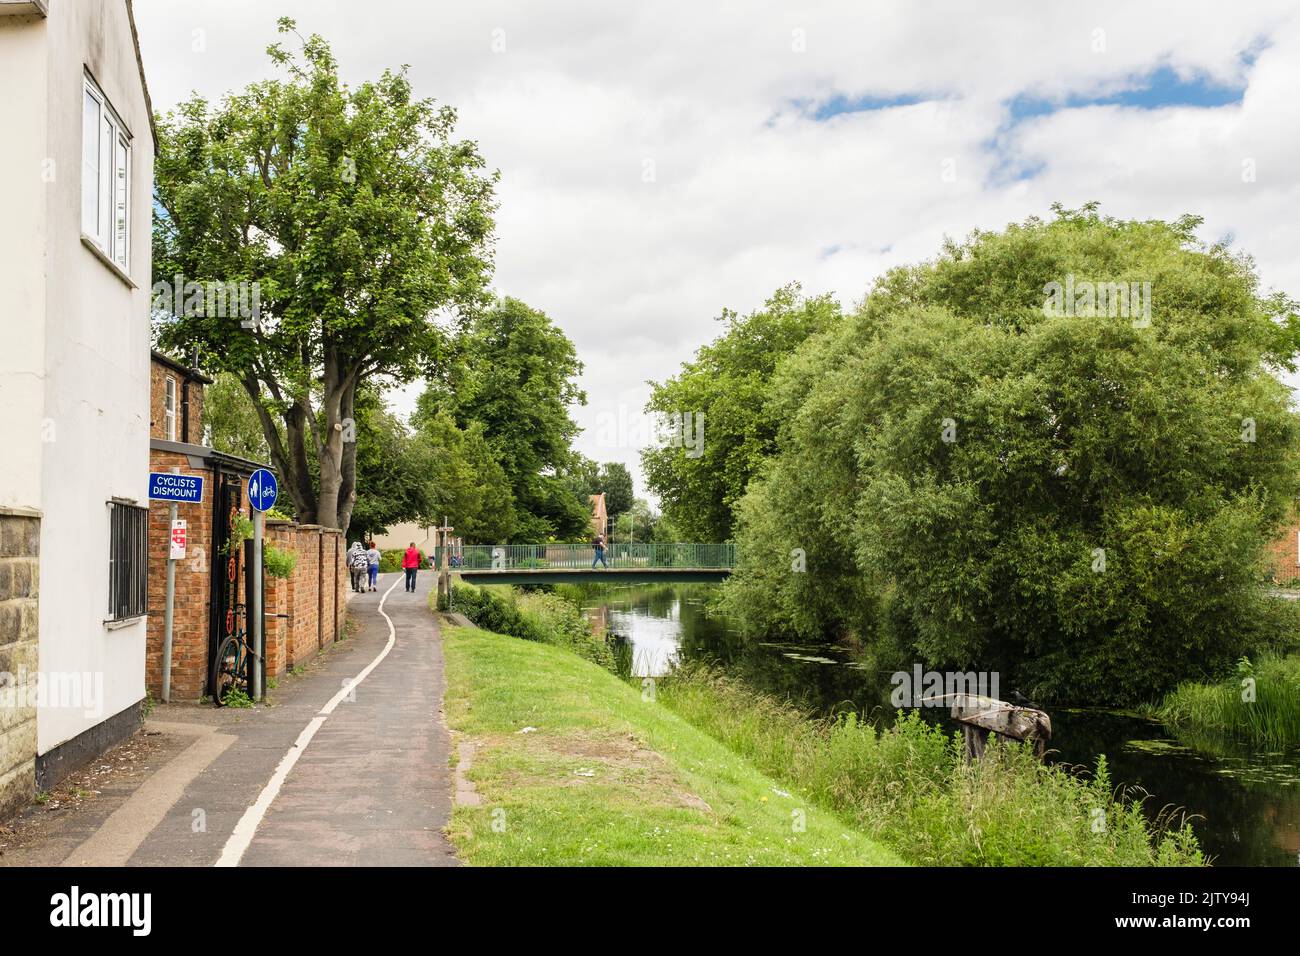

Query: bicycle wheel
[211,635,242,706]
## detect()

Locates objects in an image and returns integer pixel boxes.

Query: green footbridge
[441,543,735,585]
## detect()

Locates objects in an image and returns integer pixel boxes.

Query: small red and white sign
[170,520,187,560]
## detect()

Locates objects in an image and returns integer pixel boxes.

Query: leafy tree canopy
[642,283,840,541]
[721,207,1300,704]
[419,297,590,541]
[153,18,497,533]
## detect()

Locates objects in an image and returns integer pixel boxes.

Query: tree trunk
[315,350,349,530]
[336,380,359,535]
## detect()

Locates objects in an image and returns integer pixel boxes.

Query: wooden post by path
[950,694,1051,761]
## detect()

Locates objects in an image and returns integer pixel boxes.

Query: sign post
[247,469,278,702]
[150,469,205,703]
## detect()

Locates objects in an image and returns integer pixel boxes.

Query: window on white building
[164,376,177,441]
[82,73,131,272]
[108,502,148,622]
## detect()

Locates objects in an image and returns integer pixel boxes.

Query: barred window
[108,502,148,621]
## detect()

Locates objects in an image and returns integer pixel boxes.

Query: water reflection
[577,581,1300,867]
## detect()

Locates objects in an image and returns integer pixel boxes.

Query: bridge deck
[456,567,730,585]
[438,543,734,586]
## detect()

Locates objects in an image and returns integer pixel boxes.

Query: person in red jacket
[402,542,421,593]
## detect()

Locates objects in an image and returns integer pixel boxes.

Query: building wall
[36,0,154,756]
[372,521,437,552]
[0,10,48,513]
[0,0,49,829]
[0,512,40,818]
[148,358,206,443]
[1265,512,1300,584]
[144,451,216,700]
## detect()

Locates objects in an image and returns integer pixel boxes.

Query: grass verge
[1155,653,1300,751]
[441,624,904,866]
[656,667,1204,866]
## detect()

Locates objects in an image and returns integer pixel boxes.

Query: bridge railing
[438,542,735,572]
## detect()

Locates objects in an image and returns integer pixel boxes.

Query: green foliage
[1158,650,1300,750]
[642,284,840,540]
[411,409,516,542]
[379,548,424,573]
[222,514,255,555]
[263,542,297,580]
[610,498,677,543]
[153,19,497,532]
[419,298,589,541]
[223,687,255,709]
[450,582,613,668]
[658,667,1203,866]
[723,209,1300,704]
[204,372,273,462]
[347,390,437,541]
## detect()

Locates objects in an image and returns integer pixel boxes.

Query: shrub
[657,666,1204,866]
[450,582,614,668]
[1157,652,1300,751]
[380,548,425,573]
[263,542,297,580]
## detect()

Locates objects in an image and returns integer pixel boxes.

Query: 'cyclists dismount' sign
[148,472,205,504]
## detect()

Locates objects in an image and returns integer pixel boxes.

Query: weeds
[657,666,1203,866]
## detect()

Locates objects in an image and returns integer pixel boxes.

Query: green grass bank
[440,581,1203,866]
[441,624,904,866]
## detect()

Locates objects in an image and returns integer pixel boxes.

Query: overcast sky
[134,0,1300,499]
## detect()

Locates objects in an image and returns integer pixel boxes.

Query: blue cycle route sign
[248,468,278,512]
[148,472,205,504]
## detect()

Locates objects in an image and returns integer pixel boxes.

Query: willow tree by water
[722,207,1300,704]
[152,18,496,532]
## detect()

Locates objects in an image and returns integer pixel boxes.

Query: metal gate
[208,472,243,696]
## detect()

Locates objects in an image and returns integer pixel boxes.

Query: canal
[577,581,1300,867]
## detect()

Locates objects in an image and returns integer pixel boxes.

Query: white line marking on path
[215,573,403,867]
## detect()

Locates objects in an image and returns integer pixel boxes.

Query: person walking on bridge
[402,542,421,592]
[591,533,608,569]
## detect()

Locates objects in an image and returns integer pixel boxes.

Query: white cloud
[134,0,1300,500]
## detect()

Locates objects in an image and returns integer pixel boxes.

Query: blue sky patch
[1007,64,1247,122]
[803,91,932,120]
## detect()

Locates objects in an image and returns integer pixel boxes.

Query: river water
[578,582,1300,867]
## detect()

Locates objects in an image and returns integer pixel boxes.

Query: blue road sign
[148,472,205,504]
[248,469,278,512]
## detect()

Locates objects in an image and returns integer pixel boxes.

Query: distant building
[589,493,608,539]
[0,0,156,815]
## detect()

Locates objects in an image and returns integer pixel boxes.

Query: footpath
[0,572,457,867]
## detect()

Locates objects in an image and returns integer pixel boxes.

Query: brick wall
[146,490,347,701]
[145,452,218,700]
[149,358,206,444]
[1265,511,1300,583]
[0,509,39,819]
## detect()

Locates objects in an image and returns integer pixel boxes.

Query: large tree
[346,392,436,543]
[413,409,517,543]
[642,284,839,540]
[723,207,1300,704]
[419,297,590,541]
[152,19,496,532]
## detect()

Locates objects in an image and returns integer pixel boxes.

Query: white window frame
[164,376,177,441]
[82,72,132,274]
